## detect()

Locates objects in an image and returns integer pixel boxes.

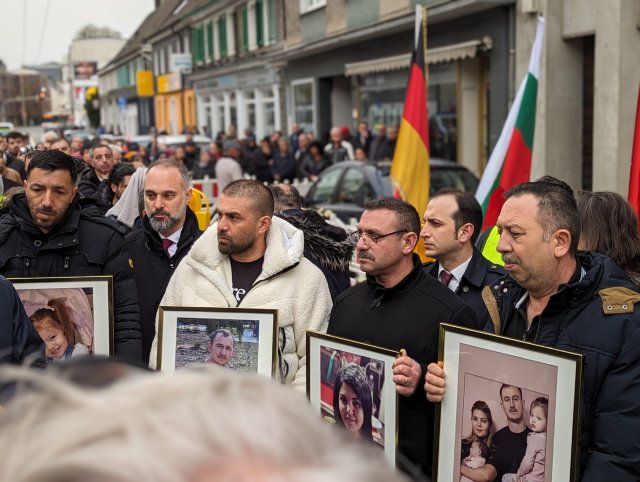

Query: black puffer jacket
[484,252,640,481]
[125,209,202,364]
[0,194,142,362]
[0,275,45,367]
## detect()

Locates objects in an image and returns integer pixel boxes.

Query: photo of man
[206,328,234,366]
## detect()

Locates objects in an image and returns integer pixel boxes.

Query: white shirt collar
[438,255,472,292]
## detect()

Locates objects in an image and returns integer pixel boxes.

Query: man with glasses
[327,197,480,479]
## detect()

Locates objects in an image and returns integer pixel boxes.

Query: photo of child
[503,397,548,482]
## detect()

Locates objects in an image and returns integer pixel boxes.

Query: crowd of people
[0,122,638,481]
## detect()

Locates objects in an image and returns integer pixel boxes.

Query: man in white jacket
[150,180,332,389]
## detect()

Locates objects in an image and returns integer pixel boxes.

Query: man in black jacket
[426,176,640,481]
[327,198,480,478]
[78,145,115,206]
[422,189,505,329]
[0,150,142,363]
[125,159,201,364]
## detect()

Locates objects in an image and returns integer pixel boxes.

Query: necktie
[162,238,173,256]
[439,270,453,287]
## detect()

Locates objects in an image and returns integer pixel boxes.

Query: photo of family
[306,331,398,467]
[458,374,550,482]
[435,324,582,482]
[156,307,278,377]
[175,318,259,372]
[10,276,114,361]
[318,346,386,447]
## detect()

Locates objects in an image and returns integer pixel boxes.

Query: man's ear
[553,229,572,258]
[258,215,272,234]
[458,223,474,244]
[403,232,419,254]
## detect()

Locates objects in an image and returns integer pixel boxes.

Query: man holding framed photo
[149,180,332,389]
[0,150,142,362]
[426,176,640,481]
[327,198,481,478]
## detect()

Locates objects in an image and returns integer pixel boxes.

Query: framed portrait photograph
[156,306,278,377]
[434,324,584,482]
[9,276,114,362]
[306,331,399,467]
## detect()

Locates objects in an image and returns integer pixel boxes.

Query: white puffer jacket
[149,216,332,390]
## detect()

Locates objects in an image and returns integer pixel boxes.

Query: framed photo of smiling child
[9,276,114,363]
[433,324,584,482]
[156,306,278,377]
[306,331,399,467]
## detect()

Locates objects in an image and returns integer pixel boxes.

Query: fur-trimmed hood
[276,209,355,273]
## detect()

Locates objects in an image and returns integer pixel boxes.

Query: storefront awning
[344,37,493,76]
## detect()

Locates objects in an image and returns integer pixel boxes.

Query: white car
[0,122,15,136]
[156,134,212,152]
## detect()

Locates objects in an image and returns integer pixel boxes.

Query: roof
[102,0,185,70]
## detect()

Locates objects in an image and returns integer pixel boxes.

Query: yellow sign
[137,70,154,97]
[156,72,182,94]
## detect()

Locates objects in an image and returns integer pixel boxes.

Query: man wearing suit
[421,189,505,329]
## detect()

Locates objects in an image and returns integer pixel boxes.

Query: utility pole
[19,73,27,126]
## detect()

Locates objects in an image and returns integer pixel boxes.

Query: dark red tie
[439,270,453,287]
[162,238,173,256]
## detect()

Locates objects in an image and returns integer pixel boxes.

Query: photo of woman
[332,364,373,442]
[460,401,496,482]
[29,298,91,362]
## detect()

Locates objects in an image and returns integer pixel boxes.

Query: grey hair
[90,144,112,158]
[146,158,190,191]
[0,364,408,482]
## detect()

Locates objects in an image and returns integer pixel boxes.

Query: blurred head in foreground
[0,358,408,482]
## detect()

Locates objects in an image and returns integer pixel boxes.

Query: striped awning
[344,37,493,76]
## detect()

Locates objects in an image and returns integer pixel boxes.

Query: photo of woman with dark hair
[333,364,374,442]
[460,400,496,482]
[30,298,91,363]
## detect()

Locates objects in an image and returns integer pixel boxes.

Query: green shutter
[268,0,276,43]
[256,0,264,47]
[191,28,198,63]
[199,25,205,62]
[207,21,214,59]
[242,6,248,51]
[219,15,227,57]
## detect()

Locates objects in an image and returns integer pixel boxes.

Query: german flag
[391,6,429,260]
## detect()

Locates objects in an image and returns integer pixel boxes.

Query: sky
[0,0,156,70]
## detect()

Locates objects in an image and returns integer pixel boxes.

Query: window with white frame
[299,0,326,14]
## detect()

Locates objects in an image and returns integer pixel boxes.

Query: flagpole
[423,6,428,86]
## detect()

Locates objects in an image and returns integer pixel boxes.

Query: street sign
[170,53,192,73]
[117,96,127,111]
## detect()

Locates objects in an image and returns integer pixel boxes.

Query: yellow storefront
[154,72,196,134]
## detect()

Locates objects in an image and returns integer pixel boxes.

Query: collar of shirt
[438,255,472,292]
[160,228,183,257]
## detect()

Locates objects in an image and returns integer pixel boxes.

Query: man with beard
[205,328,234,366]
[327,198,479,478]
[125,159,202,364]
[148,180,332,389]
[0,150,141,362]
[78,145,116,210]
[426,177,640,481]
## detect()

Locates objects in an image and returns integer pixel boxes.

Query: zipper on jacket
[63,256,70,275]
[23,257,30,276]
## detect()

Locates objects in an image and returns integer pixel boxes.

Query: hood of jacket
[184,215,304,282]
[276,209,354,272]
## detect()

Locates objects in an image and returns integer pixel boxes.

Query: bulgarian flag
[391,6,429,260]
[627,83,640,225]
[476,17,545,230]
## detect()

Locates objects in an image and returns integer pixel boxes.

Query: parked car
[156,134,212,152]
[304,159,479,223]
[0,122,15,136]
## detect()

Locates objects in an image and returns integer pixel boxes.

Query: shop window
[292,80,314,136]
